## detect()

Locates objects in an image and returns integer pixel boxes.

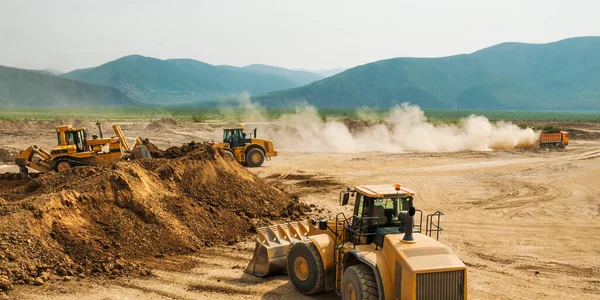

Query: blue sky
[1,0,598,72]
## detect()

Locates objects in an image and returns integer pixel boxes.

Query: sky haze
[1,0,598,72]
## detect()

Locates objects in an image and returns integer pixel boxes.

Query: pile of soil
[0,143,309,294]
[146,118,179,130]
[566,128,600,140]
[0,148,17,164]
[143,140,212,159]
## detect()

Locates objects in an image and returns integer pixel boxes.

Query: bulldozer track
[53,157,96,169]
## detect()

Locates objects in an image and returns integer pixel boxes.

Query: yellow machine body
[15,123,148,174]
[213,126,277,167]
[247,184,467,300]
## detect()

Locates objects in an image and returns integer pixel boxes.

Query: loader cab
[223,127,251,148]
[342,184,415,245]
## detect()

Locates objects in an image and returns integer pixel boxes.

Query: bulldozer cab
[56,126,88,153]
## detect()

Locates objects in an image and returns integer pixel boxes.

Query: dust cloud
[234,98,540,153]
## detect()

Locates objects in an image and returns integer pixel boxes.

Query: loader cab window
[224,129,246,148]
[354,196,414,227]
[223,130,232,143]
[73,130,86,152]
[65,132,74,145]
[354,193,365,218]
[57,132,62,145]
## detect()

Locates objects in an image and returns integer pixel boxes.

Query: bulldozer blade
[246,221,312,277]
[19,166,31,179]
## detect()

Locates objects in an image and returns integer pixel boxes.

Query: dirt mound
[0,148,17,163]
[141,138,165,158]
[566,128,600,140]
[147,118,179,130]
[0,144,308,294]
[142,140,210,159]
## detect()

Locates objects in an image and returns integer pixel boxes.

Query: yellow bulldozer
[15,122,150,178]
[212,125,277,167]
[247,184,467,300]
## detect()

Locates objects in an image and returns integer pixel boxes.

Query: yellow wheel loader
[247,184,467,300]
[15,123,150,178]
[212,126,277,167]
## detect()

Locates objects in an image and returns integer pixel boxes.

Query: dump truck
[539,130,569,149]
[212,125,277,167]
[15,123,150,178]
[247,184,467,300]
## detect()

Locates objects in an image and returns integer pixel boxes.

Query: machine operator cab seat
[349,184,415,246]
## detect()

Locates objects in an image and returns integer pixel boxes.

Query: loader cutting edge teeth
[246,220,312,276]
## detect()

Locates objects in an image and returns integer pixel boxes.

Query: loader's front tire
[245,148,265,167]
[224,150,235,161]
[287,242,325,295]
[341,265,379,300]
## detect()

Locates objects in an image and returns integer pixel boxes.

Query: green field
[1,107,600,122]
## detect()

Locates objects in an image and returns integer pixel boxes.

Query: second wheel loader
[247,184,467,300]
[15,123,150,177]
[212,125,277,167]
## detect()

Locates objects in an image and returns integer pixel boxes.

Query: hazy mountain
[0,66,137,107]
[309,68,346,77]
[61,55,319,104]
[238,64,323,86]
[40,68,62,75]
[257,37,600,110]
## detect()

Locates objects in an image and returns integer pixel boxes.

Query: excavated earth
[0,143,308,295]
[1,120,600,299]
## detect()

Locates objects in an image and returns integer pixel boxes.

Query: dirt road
[3,120,600,299]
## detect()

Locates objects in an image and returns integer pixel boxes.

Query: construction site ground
[1,120,600,300]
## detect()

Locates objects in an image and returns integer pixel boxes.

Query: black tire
[287,242,325,295]
[341,265,379,300]
[245,148,265,167]
[224,150,235,161]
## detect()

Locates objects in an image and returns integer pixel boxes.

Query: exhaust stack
[400,207,416,243]
[96,122,103,138]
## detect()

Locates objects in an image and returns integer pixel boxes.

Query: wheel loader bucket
[131,144,152,159]
[246,221,312,276]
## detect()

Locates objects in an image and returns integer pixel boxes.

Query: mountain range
[0,66,136,107]
[1,36,600,109]
[60,56,324,105]
[257,37,600,110]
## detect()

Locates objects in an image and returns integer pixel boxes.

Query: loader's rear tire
[55,161,71,172]
[245,148,265,167]
[341,265,379,300]
[287,242,325,295]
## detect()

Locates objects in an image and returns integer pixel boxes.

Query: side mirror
[339,191,350,206]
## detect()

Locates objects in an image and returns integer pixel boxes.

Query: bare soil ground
[1,120,599,300]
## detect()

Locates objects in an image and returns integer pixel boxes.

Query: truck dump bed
[540,132,563,143]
